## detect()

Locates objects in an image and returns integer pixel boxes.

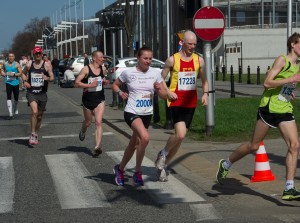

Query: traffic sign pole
[193,3,225,136]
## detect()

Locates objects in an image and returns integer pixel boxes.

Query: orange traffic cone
[251,141,275,182]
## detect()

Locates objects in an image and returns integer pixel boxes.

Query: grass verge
[158,97,300,142]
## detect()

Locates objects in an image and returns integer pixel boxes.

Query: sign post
[193,6,225,136]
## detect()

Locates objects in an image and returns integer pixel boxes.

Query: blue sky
[0,0,116,51]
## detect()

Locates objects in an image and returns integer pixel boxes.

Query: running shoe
[113,165,124,186]
[133,171,144,186]
[216,159,229,185]
[92,147,102,157]
[29,133,38,145]
[157,168,168,182]
[14,109,18,115]
[282,187,300,200]
[79,130,85,141]
[155,150,166,170]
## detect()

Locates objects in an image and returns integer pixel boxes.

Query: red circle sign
[193,6,225,42]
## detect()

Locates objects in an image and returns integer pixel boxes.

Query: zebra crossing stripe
[106,151,205,204]
[0,157,15,213]
[45,154,110,209]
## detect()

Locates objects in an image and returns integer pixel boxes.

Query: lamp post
[81,18,99,54]
[61,21,78,56]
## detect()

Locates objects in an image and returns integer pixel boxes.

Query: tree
[11,17,50,60]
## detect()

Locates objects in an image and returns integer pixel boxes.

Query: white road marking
[190,203,221,221]
[45,154,110,209]
[0,132,113,141]
[0,157,15,213]
[107,151,205,204]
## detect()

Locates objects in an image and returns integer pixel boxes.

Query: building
[96,0,300,73]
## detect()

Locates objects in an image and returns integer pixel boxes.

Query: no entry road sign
[193,6,225,42]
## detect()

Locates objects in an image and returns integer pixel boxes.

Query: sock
[223,159,232,170]
[7,100,12,116]
[14,101,18,114]
[160,148,168,157]
[285,180,294,191]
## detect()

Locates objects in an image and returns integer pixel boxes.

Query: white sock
[223,159,232,170]
[7,100,12,116]
[285,180,294,191]
[160,148,168,157]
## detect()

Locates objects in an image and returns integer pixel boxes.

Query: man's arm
[198,56,208,105]
[45,61,54,81]
[161,56,178,101]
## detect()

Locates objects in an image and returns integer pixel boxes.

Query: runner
[75,50,110,157]
[112,46,167,186]
[216,32,300,201]
[154,30,208,182]
[0,52,23,119]
[21,46,54,145]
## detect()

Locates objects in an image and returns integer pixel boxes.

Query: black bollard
[222,65,226,81]
[238,65,242,83]
[153,92,160,123]
[247,65,251,84]
[230,65,235,98]
[215,65,219,81]
[257,66,261,85]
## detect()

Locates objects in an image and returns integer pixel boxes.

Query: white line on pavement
[45,154,110,209]
[107,151,205,204]
[0,132,113,141]
[0,157,15,214]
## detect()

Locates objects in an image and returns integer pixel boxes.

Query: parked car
[68,55,113,76]
[59,58,73,76]
[110,57,165,82]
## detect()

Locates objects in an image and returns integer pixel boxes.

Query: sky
[0,0,116,51]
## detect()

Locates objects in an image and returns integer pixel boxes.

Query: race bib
[31,72,44,87]
[278,82,296,102]
[178,71,196,90]
[6,72,16,81]
[88,76,102,92]
[135,94,153,114]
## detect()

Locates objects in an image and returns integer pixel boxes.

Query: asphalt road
[0,80,300,223]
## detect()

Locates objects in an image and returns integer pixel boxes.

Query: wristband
[116,89,121,95]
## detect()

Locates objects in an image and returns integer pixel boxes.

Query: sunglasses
[34,52,42,55]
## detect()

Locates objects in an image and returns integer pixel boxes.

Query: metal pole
[287,0,292,44]
[261,0,264,28]
[69,0,72,57]
[227,0,231,28]
[65,4,68,56]
[82,0,85,54]
[75,0,78,56]
[202,0,214,136]
[272,0,275,28]
[103,29,107,55]
[139,0,143,48]
[166,0,170,57]
[120,29,123,58]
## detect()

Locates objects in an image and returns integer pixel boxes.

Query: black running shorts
[124,111,152,129]
[257,108,295,128]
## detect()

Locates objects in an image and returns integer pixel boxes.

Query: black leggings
[6,84,19,101]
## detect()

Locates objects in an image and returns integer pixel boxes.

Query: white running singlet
[118,67,162,115]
